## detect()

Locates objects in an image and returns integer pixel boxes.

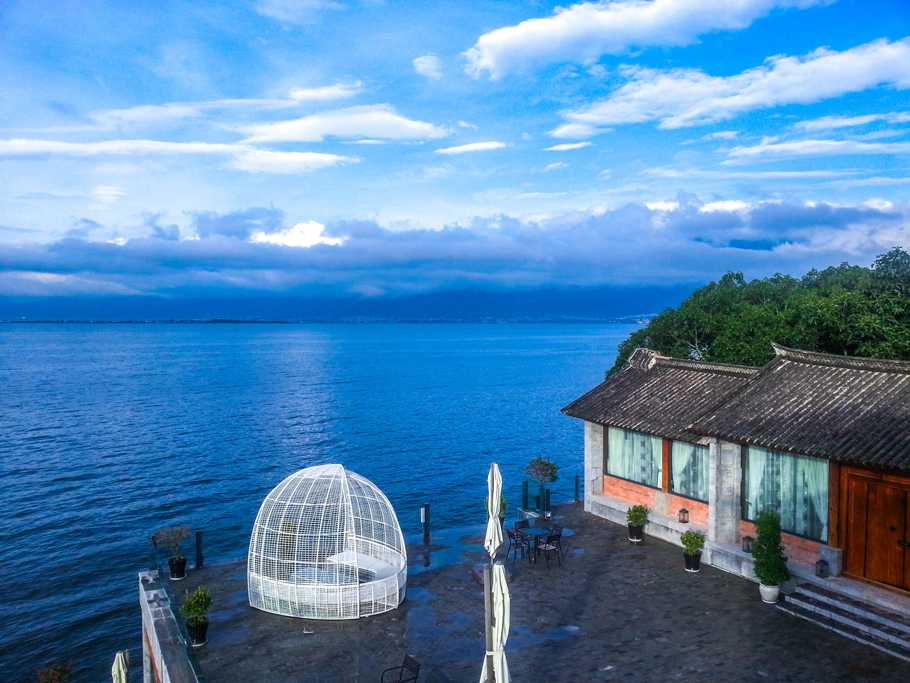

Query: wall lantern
[678,508,689,524]
[815,559,829,578]
[742,536,754,553]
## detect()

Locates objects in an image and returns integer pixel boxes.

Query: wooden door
[845,473,910,591]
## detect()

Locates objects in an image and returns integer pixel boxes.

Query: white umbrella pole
[484,564,494,683]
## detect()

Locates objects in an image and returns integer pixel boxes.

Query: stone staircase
[778,583,910,662]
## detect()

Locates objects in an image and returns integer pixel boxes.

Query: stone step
[793,582,910,636]
[783,592,910,650]
[777,602,910,663]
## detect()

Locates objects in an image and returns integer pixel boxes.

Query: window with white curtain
[742,446,829,542]
[670,441,709,502]
[606,427,662,489]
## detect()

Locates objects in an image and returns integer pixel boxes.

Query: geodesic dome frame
[247,464,407,620]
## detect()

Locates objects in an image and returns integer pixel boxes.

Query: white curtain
[671,442,709,502]
[607,427,631,480]
[745,446,828,541]
[607,427,661,488]
[744,446,767,522]
[800,456,829,543]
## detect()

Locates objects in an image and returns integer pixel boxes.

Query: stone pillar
[584,421,604,512]
[708,439,741,546]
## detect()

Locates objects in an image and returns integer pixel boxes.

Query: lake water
[0,322,634,682]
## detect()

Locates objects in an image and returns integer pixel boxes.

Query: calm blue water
[0,323,633,682]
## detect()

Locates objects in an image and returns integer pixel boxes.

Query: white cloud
[242,105,449,142]
[513,192,567,200]
[703,130,738,140]
[0,138,355,174]
[552,38,910,136]
[413,55,443,80]
[458,121,478,129]
[794,111,910,132]
[645,201,679,211]
[229,149,357,173]
[724,138,910,162]
[435,141,506,155]
[544,162,568,171]
[643,166,850,180]
[544,142,592,151]
[288,82,362,101]
[700,200,750,212]
[865,198,894,211]
[255,0,344,25]
[88,86,362,130]
[90,186,125,204]
[464,0,824,79]
[250,220,345,247]
[0,138,239,157]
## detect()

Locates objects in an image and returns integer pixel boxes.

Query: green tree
[606,248,910,378]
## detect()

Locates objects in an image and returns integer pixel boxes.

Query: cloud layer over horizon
[3,198,907,298]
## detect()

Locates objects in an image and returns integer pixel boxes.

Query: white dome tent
[247,464,407,620]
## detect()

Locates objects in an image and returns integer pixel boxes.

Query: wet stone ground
[173,503,909,683]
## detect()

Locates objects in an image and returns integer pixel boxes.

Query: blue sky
[1,0,909,299]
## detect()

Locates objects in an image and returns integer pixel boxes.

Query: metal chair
[538,533,562,568]
[505,528,529,564]
[381,654,420,683]
[514,519,530,531]
[548,525,565,558]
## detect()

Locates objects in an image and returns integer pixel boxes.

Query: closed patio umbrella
[480,561,511,683]
[483,463,503,561]
[111,650,129,683]
[481,463,510,683]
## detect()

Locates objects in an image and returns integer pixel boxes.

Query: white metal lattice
[247,464,407,620]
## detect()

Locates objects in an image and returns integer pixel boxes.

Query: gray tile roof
[561,348,759,443]
[688,344,910,471]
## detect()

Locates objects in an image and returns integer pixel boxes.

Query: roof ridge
[772,343,910,375]
[656,356,761,376]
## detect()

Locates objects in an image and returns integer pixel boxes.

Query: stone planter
[759,583,780,604]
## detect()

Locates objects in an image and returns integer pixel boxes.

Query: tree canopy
[606,247,910,378]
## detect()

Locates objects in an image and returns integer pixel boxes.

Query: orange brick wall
[602,476,659,509]
[669,495,709,526]
[739,520,821,567]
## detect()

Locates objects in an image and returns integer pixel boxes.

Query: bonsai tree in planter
[152,525,193,580]
[526,457,558,516]
[37,660,73,683]
[680,530,705,572]
[181,585,213,647]
[626,505,650,543]
[752,511,790,603]
[484,493,507,526]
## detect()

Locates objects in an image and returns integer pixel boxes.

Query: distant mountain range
[0,285,695,323]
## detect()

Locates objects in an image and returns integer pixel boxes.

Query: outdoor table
[522,528,548,562]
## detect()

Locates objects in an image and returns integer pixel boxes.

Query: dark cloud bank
[1,199,907,321]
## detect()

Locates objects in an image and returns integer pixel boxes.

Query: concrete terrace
[171,503,908,683]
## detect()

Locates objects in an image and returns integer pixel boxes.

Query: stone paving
[172,503,909,682]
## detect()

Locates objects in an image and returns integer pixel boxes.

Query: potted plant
[181,585,213,647]
[752,511,790,603]
[152,525,193,580]
[484,493,507,526]
[626,505,649,543]
[526,457,558,515]
[37,660,72,683]
[680,530,705,572]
